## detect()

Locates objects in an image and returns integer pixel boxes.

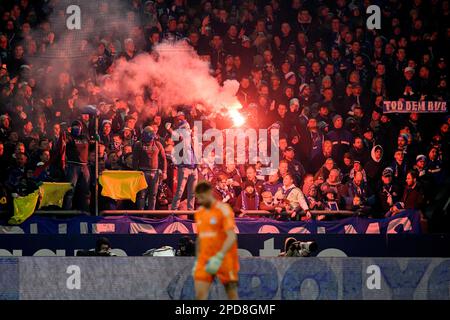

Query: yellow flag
[38,182,73,209]
[9,190,40,225]
[99,170,148,203]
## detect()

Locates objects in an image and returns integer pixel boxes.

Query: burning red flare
[228,109,245,127]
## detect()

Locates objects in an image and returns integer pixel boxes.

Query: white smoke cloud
[104,41,242,115]
[27,1,242,118]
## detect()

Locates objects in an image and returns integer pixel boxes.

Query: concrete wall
[1,257,449,300]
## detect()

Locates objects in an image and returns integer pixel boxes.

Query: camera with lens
[289,241,318,256]
[175,236,196,256]
[282,238,318,257]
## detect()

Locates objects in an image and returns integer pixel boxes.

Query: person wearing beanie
[283,146,305,186]
[390,149,409,193]
[326,114,353,166]
[397,133,409,152]
[376,167,401,217]
[413,154,427,178]
[284,71,295,81]
[396,131,419,165]
[122,126,134,146]
[133,125,167,210]
[298,83,313,110]
[233,180,259,215]
[362,126,376,150]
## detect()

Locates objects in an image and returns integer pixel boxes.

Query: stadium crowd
[0,0,448,222]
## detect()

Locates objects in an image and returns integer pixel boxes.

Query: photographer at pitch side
[278,237,318,257]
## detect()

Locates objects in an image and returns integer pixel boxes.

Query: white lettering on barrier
[109,249,128,257]
[66,265,81,290]
[0,249,23,256]
[288,227,311,234]
[92,223,115,233]
[259,238,280,257]
[258,225,280,233]
[0,226,25,234]
[344,225,358,234]
[163,222,190,234]
[129,223,157,234]
[316,248,348,257]
[365,223,381,234]
[387,217,412,234]
[366,265,381,290]
[33,249,66,256]
[237,249,253,257]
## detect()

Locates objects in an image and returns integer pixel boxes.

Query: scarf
[281,184,296,199]
[216,185,233,199]
[382,184,393,196]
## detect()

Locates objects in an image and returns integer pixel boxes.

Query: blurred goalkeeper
[193,181,239,300]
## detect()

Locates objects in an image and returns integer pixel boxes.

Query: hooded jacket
[364,145,384,181]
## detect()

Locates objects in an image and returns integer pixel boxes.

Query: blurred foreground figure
[192,181,239,300]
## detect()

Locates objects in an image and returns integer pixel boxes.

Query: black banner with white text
[383,100,447,113]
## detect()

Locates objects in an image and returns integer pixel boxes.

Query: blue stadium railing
[0,209,357,219]
[99,210,356,217]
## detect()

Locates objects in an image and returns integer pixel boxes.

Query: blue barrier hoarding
[1,234,449,257]
[0,257,449,300]
[0,210,421,234]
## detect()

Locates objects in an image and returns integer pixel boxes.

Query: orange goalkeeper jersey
[195,201,238,263]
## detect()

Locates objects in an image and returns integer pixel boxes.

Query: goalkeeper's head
[195,181,215,208]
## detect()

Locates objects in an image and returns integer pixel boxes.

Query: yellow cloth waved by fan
[9,190,40,225]
[99,170,148,203]
[38,182,73,209]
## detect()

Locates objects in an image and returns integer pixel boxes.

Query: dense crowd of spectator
[0,0,448,223]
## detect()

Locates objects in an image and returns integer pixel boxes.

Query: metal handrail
[33,210,89,215]
[100,209,356,216]
[101,210,195,216]
[310,210,355,216]
[0,210,88,215]
[0,209,356,217]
